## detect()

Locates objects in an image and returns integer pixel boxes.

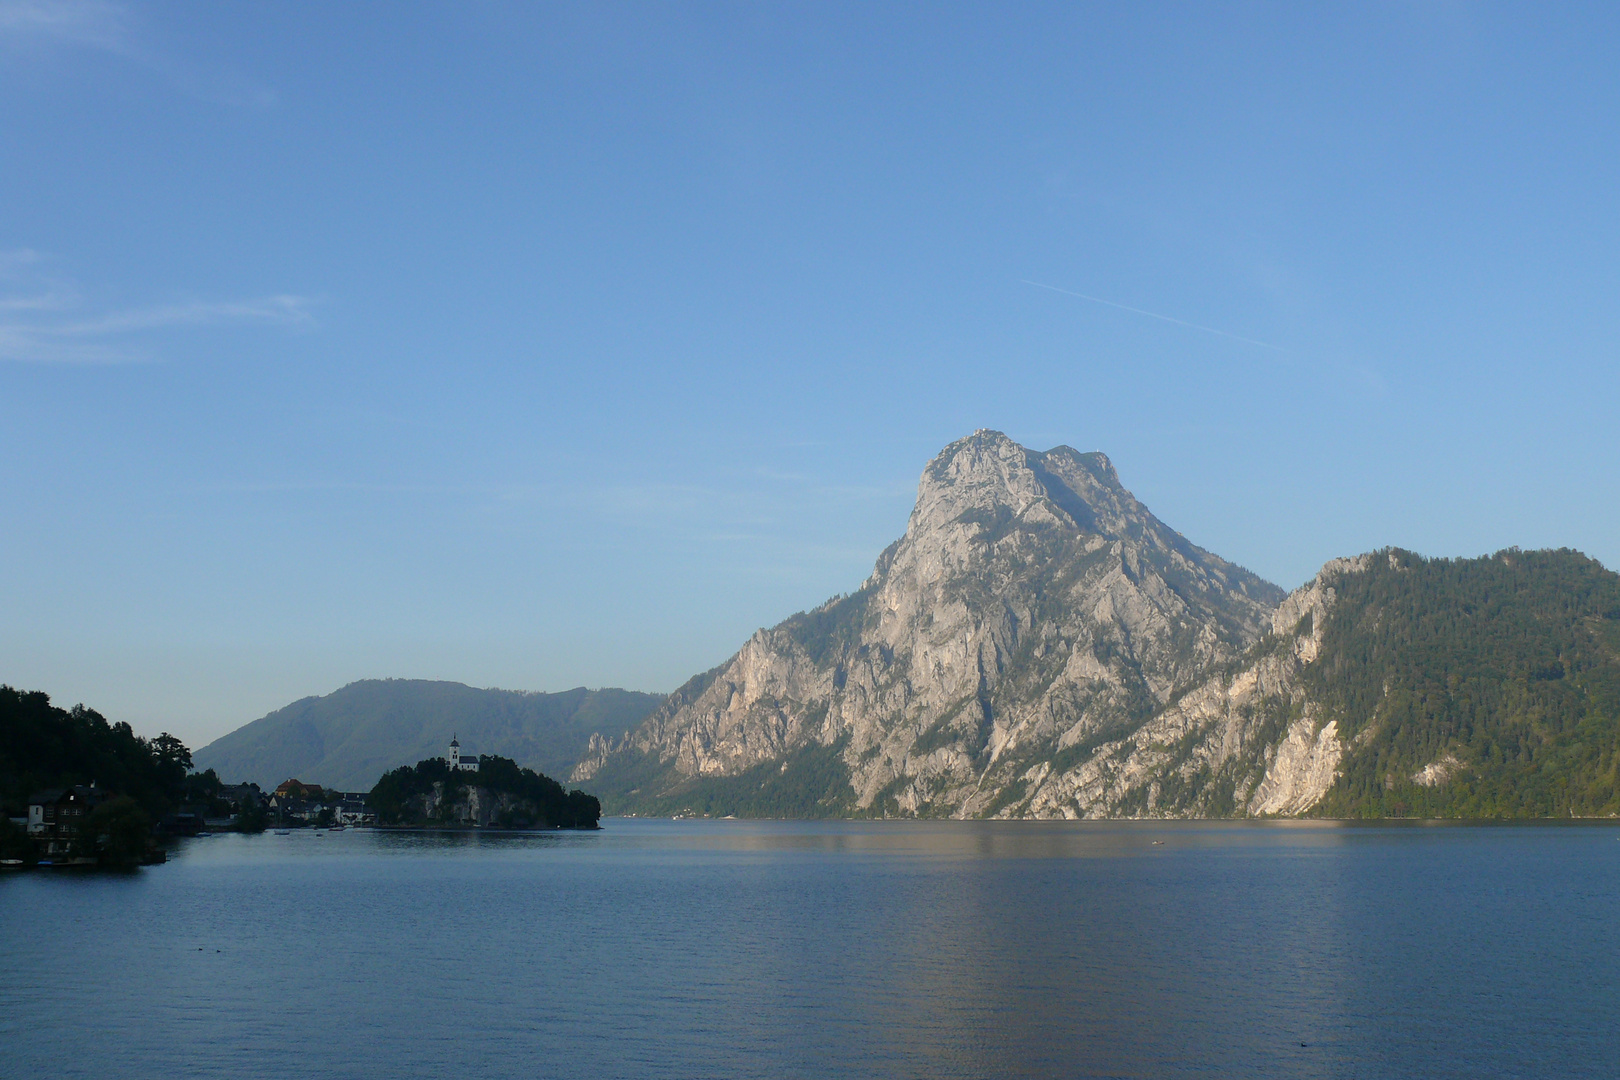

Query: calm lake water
[3,819,1617,1079]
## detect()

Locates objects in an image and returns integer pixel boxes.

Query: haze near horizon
[5,2,1620,748]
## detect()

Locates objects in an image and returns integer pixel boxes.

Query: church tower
[449,734,461,770]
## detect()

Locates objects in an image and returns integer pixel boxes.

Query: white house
[331,794,375,825]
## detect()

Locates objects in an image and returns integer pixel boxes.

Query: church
[447,735,480,773]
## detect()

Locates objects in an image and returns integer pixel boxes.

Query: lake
[2,819,1617,1079]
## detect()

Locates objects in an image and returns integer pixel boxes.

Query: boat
[273,829,290,835]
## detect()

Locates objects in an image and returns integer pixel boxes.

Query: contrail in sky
[1021,279,1286,352]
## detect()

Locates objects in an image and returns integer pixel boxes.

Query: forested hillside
[1309,549,1620,817]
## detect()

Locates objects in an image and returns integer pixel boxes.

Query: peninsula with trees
[367,738,601,829]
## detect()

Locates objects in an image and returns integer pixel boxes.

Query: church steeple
[446,732,478,772]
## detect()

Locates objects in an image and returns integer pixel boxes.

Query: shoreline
[366,824,602,833]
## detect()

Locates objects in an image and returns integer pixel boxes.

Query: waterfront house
[27,786,107,857]
[267,794,320,823]
[331,793,374,825]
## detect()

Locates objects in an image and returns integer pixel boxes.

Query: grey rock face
[1018,556,1370,818]
[577,430,1362,818]
[414,781,531,826]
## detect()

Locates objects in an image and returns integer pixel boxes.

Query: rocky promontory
[370,755,600,828]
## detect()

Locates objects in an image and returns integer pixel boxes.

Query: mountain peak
[892,430,1280,626]
[911,431,1142,552]
[915,430,1046,521]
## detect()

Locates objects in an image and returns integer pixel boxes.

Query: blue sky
[4,2,1619,748]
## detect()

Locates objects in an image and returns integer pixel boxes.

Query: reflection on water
[2,819,1617,1079]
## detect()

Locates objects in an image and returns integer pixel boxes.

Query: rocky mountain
[575,429,1287,817]
[576,432,1620,819]
[194,680,663,792]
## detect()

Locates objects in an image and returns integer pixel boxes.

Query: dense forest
[0,685,232,864]
[0,685,205,819]
[1309,549,1620,818]
[368,754,601,828]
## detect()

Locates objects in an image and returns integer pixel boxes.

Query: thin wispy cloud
[1022,279,1287,353]
[0,0,275,107]
[60,296,314,335]
[0,327,135,364]
[0,293,69,312]
[0,247,47,276]
[0,0,131,54]
[0,250,315,364]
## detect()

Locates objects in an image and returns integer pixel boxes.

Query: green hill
[1305,548,1620,818]
[193,680,664,791]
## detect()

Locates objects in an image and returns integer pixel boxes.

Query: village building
[331,793,375,825]
[263,782,374,825]
[267,793,320,822]
[266,779,324,822]
[273,779,324,801]
[218,782,265,808]
[27,785,107,857]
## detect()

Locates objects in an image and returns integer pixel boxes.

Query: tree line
[0,685,237,865]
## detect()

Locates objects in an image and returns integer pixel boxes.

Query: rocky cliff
[407,781,555,828]
[1015,555,1371,818]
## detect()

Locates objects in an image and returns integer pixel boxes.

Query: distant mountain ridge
[575,430,1620,819]
[194,680,663,791]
